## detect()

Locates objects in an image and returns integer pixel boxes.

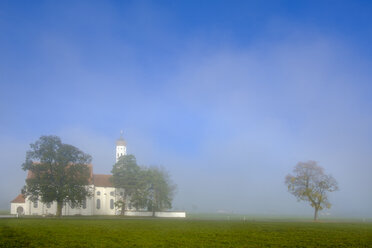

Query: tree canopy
[111,155,176,215]
[285,161,339,220]
[145,166,176,215]
[22,135,93,217]
[111,155,142,214]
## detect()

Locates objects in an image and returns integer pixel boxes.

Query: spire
[116,131,126,146]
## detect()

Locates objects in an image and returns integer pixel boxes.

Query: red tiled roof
[93,174,113,187]
[25,164,113,188]
[11,194,25,203]
[27,164,94,183]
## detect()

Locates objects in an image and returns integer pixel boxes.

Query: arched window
[96,199,100,209]
[33,200,38,208]
[110,199,114,209]
[82,200,86,209]
[17,206,24,215]
[97,191,101,196]
[46,202,51,208]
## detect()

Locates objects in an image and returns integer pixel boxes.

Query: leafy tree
[111,156,176,215]
[22,135,93,217]
[111,154,142,214]
[129,169,151,211]
[145,166,176,216]
[113,200,126,215]
[285,161,338,220]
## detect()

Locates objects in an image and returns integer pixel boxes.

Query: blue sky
[1,1,372,216]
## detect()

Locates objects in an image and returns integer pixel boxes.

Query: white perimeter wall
[125,211,153,217]
[124,211,186,218]
[154,212,186,218]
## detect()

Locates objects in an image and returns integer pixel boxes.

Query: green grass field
[1,217,371,247]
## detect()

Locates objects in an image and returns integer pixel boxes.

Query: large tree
[111,154,142,214]
[111,156,176,215]
[145,166,176,216]
[285,161,338,220]
[22,135,93,217]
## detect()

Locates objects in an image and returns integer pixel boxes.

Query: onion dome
[116,137,126,146]
[116,130,127,146]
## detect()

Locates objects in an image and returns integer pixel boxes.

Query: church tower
[116,130,127,162]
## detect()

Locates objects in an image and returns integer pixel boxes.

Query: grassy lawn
[0,218,371,247]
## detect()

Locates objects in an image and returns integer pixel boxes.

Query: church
[10,134,185,218]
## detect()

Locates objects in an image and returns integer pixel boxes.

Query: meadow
[0,217,371,247]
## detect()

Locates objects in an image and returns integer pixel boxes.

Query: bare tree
[285,161,338,221]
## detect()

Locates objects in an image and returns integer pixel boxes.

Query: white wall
[11,186,186,218]
[125,211,153,217]
[10,203,26,215]
[14,195,94,216]
[155,212,186,218]
[11,200,186,217]
[125,211,186,218]
[93,186,117,215]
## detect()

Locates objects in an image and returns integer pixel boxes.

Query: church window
[110,191,114,196]
[97,191,101,196]
[17,206,24,215]
[46,202,51,208]
[33,200,38,208]
[82,200,86,209]
[110,199,114,209]
[96,199,101,209]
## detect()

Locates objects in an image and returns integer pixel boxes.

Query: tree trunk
[121,203,125,215]
[314,207,319,221]
[121,198,126,215]
[56,201,63,217]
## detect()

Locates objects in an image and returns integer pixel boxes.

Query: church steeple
[116,130,127,162]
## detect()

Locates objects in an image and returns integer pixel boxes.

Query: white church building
[10,134,185,218]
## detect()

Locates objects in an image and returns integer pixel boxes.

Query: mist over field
[1,1,371,218]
